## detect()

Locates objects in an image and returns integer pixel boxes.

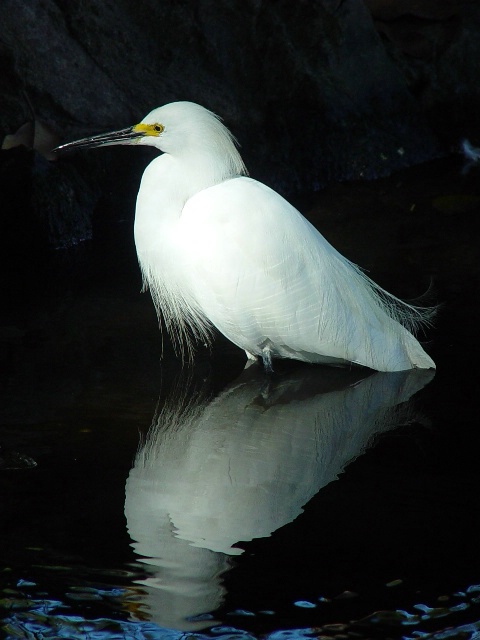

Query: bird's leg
[261,345,274,374]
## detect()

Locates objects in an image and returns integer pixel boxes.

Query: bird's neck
[134,152,228,267]
[137,152,229,216]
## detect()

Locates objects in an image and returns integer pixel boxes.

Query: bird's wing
[179,177,359,355]
[178,176,433,371]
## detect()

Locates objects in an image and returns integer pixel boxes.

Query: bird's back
[178,177,435,372]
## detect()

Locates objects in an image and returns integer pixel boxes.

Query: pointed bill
[52,126,146,153]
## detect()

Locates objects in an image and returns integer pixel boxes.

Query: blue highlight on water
[293,601,317,609]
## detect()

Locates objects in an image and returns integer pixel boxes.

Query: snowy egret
[54,101,435,372]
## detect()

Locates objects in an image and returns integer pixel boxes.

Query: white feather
[58,101,435,372]
[132,102,435,372]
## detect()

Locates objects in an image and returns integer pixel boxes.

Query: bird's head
[53,102,247,180]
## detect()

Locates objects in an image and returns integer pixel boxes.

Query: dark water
[1,157,480,639]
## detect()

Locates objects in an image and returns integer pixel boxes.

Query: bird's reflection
[124,364,434,630]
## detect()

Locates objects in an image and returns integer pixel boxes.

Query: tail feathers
[403,332,436,370]
[336,256,437,371]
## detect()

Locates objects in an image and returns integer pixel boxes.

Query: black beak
[52,126,144,153]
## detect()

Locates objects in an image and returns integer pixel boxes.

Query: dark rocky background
[1,0,479,250]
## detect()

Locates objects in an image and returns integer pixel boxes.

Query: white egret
[54,101,435,372]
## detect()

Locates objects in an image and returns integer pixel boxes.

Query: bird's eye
[153,124,164,134]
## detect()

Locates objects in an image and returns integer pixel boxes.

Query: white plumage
[54,101,435,372]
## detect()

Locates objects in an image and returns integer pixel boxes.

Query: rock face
[1,0,480,247]
[365,0,480,147]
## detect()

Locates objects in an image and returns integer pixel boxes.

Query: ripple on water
[3,577,480,640]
